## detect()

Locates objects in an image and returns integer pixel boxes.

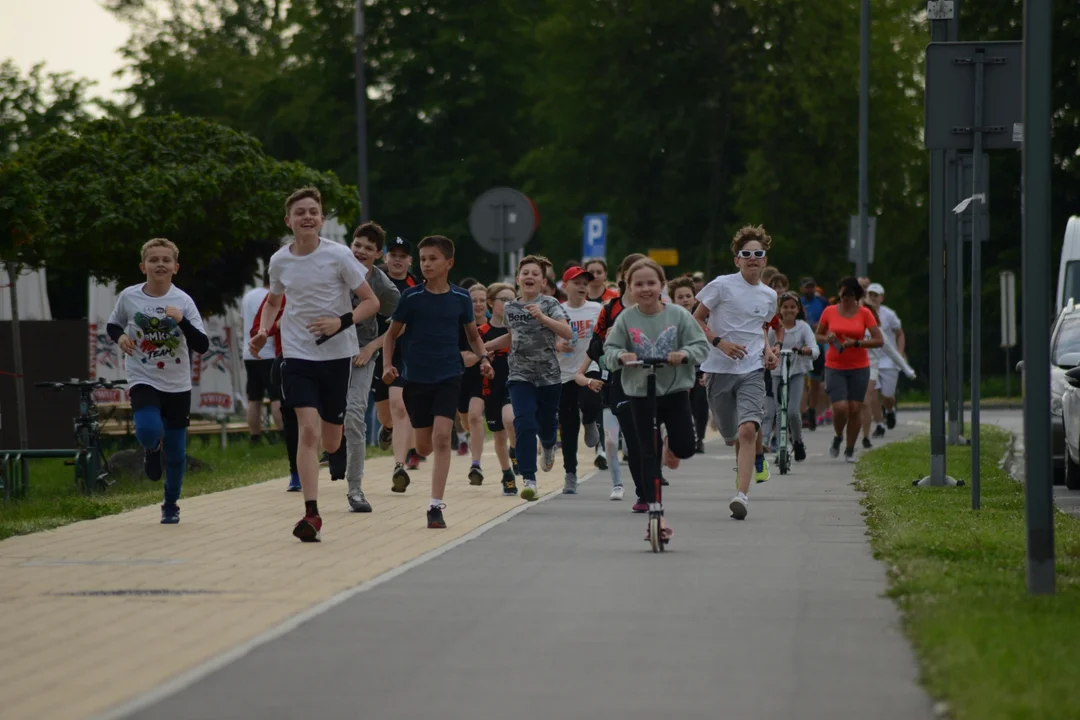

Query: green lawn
[857,429,1080,719]
[0,439,389,541]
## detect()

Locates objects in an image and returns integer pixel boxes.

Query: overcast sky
[1,0,131,99]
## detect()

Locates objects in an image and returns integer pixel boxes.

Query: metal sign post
[922,38,1021,492]
[1021,0,1055,595]
[847,216,877,264]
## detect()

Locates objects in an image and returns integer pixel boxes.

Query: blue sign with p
[582,214,608,261]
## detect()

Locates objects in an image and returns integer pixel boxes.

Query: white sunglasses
[736,249,766,259]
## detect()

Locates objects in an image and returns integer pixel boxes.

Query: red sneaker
[406,450,421,470]
[293,514,322,542]
[632,500,648,513]
[457,441,469,456]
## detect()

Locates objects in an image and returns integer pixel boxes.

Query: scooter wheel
[778,448,790,475]
[648,515,661,553]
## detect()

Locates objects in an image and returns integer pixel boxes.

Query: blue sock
[162,427,187,504]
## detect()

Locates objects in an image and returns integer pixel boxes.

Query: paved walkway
[1,422,933,720]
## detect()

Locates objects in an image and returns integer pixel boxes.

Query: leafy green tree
[106,0,545,279]
[0,60,99,157]
[7,114,358,314]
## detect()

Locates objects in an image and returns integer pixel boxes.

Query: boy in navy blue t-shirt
[383,235,494,528]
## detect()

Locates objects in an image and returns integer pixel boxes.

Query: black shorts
[484,382,511,431]
[458,366,484,414]
[403,377,461,429]
[372,353,406,402]
[279,357,351,424]
[810,349,826,380]
[129,383,191,429]
[244,359,280,402]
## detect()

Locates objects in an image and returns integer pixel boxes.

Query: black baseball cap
[799,276,816,288]
[387,236,412,254]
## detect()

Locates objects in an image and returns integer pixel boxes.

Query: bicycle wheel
[648,514,661,553]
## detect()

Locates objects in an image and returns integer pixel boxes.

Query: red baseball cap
[562,266,593,284]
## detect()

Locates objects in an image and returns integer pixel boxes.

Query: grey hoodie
[353,265,400,347]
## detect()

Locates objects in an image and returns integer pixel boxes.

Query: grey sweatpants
[345,360,376,492]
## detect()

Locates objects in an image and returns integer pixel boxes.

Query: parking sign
[582,214,607,261]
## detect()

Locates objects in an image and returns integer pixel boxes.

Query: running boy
[250,187,380,542]
[694,225,779,520]
[382,236,494,528]
[485,255,572,501]
[481,282,518,494]
[557,266,603,494]
[108,238,208,524]
[341,222,401,512]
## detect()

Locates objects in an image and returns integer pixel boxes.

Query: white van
[1056,216,1080,315]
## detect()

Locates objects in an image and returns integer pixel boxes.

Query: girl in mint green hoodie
[603,259,709,542]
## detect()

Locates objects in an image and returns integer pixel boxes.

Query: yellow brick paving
[0,449,582,720]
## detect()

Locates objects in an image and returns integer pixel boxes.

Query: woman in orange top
[814,276,884,463]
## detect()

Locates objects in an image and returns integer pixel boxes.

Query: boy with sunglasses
[693,226,779,520]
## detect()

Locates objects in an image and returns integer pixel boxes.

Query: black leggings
[559,377,603,473]
[272,357,299,476]
[629,390,697,505]
[690,378,709,443]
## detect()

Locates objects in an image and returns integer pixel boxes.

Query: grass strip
[856,428,1080,719]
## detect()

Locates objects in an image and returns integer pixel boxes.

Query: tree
[7,114,358,314]
[0,59,100,157]
[106,0,546,279]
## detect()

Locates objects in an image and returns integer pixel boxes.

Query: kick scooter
[775,349,794,475]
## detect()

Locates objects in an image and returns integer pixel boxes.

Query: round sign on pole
[468,187,537,254]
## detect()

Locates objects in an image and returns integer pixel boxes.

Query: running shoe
[406,449,421,470]
[610,485,624,501]
[872,424,886,438]
[562,472,578,494]
[729,494,748,520]
[457,439,469,456]
[541,445,556,472]
[144,443,163,481]
[584,422,600,449]
[830,435,842,458]
[427,503,447,529]
[862,437,873,450]
[632,499,648,513]
[521,481,538,501]
[293,514,322,542]
[754,455,770,483]
[160,503,179,524]
[885,409,897,430]
[793,441,807,462]
[378,425,393,451]
[391,463,411,493]
[468,463,484,486]
[347,488,372,513]
[594,453,609,471]
[501,470,518,496]
[319,451,330,466]
[824,409,833,423]
[287,471,302,492]
[695,439,705,454]
[844,447,857,463]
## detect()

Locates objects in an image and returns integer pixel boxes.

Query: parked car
[1052,301,1080,488]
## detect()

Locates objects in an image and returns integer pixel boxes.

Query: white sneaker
[609,485,624,501]
[729,493,748,520]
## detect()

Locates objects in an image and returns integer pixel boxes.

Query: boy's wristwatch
[711,336,723,347]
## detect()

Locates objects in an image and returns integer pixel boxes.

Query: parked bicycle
[35,378,127,494]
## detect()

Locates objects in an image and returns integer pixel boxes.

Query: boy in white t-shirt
[693,225,779,520]
[249,187,380,542]
[107,238,208,525]
[556,266,603,494]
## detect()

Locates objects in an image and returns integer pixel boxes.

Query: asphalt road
[121,424,932,720]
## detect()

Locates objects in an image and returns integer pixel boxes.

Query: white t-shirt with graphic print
[558,300,602,383]
[108,284,205,393]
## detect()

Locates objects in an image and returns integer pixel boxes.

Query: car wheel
[1067,446,1080,491]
